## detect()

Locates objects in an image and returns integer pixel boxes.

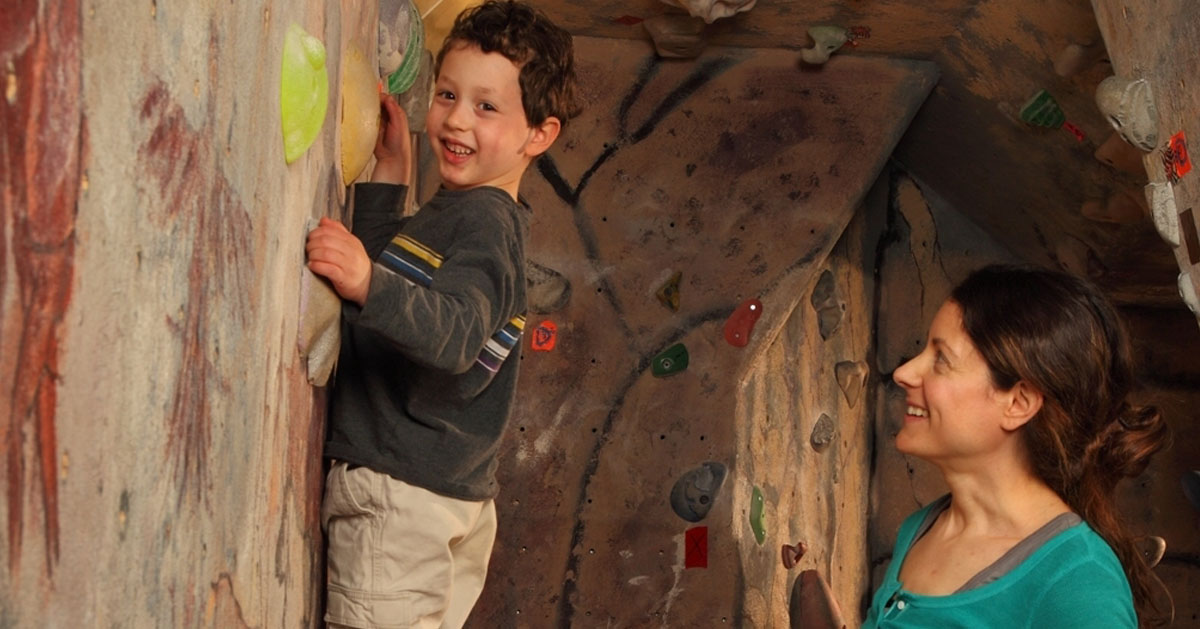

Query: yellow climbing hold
[340,46,381,185]
[281,23,329,164]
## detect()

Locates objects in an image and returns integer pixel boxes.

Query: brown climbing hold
[788,569,847,629]
[656,271,682,312]
[781,541,808,569]
[1137,535,1166,568]
[834,361,868,409]
[810,270,844,340]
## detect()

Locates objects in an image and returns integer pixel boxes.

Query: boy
[304,2,579,627]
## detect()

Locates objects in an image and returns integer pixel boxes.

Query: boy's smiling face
[426,42,554,200]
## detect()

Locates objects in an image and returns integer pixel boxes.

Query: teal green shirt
[864,498,1136,628]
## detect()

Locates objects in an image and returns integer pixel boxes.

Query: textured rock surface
[468,36,935,627]
[0,1,384,625]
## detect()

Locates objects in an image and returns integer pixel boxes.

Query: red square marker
[531,320,557,352]
[1166,131,1192,181]
[685,526,708,568]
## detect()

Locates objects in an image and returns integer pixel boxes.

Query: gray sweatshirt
[325,183,529,500]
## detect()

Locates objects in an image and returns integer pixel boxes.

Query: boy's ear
[999,380,1043,432]
[522,116,562,158]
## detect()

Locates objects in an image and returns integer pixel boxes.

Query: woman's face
[892,300,1012,466]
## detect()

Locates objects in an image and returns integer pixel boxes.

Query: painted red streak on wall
[685,526,708,568]
[0,0,82,576]
[137,54,252,507]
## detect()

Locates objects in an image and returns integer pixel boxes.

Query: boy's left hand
[306,217,372,306]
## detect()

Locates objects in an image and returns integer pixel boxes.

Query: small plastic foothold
[835,361,869,408]
[811,271,844,340]
[800,25,849,65]
[1182,470,1200,512]
[781,541,807,569]
[670,462,727,522]
[657,271,682,311]
[281,24,329,164]
[749,486,766,545]
[723,298,763,347]
[1018,89,1066,128]
[810,414,835,452]
[527,259,572,314]
[1144,182,1180,247]
[1137,536,1166,568]
[531,320,557,351]
[685,526,708,568]
[652,343,689,377]
[1177,273,1200,316]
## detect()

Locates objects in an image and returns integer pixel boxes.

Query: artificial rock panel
[0,1,390,625]
[467,36,935,627]
[1093,1,1200,322]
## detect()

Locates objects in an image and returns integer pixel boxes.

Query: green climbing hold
[1019,89,1066,128]
[652,343,689,377]
[281,23,329,164]
[380,0,426,95]
[750,486,766,545]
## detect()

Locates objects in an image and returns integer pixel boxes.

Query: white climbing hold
[1145,181,1180,247]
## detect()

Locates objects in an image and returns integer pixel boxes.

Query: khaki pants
[322,462,497,629]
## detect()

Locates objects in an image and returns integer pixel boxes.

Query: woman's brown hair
[951,264,1171,626]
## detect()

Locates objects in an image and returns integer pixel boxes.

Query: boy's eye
[437,90,455,100]
[479,102,496,112]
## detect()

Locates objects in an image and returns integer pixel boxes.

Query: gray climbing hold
[834,361,869,409]
[1095,75,1158,152]
[526,259,572,314]
[670,462,727,522]
[809,413,835,452]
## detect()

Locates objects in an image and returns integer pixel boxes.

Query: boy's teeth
[907,405,928,417]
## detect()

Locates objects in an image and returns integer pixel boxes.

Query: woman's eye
[437,90,455,100]
[934,351,948,366]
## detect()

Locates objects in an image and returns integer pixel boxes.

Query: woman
[864,265,1170,627]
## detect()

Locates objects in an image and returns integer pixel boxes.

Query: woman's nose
[893,354,921,389]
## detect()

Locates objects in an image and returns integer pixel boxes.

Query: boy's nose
[444,101,470,130]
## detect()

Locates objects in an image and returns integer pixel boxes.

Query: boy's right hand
[371,93,412,185]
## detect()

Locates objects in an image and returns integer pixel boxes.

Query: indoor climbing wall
[867,169,1200,623]
[467,36,936,627]
[0,1,422,625]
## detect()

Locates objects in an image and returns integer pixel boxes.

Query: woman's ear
[522,116,562,158]
[1001,381,1044,432]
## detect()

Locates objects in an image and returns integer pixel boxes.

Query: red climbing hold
[723,298,763,347]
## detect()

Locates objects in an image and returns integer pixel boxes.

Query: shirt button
[897,600,907,610]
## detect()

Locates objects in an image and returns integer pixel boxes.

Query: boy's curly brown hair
[435,0,582,128]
